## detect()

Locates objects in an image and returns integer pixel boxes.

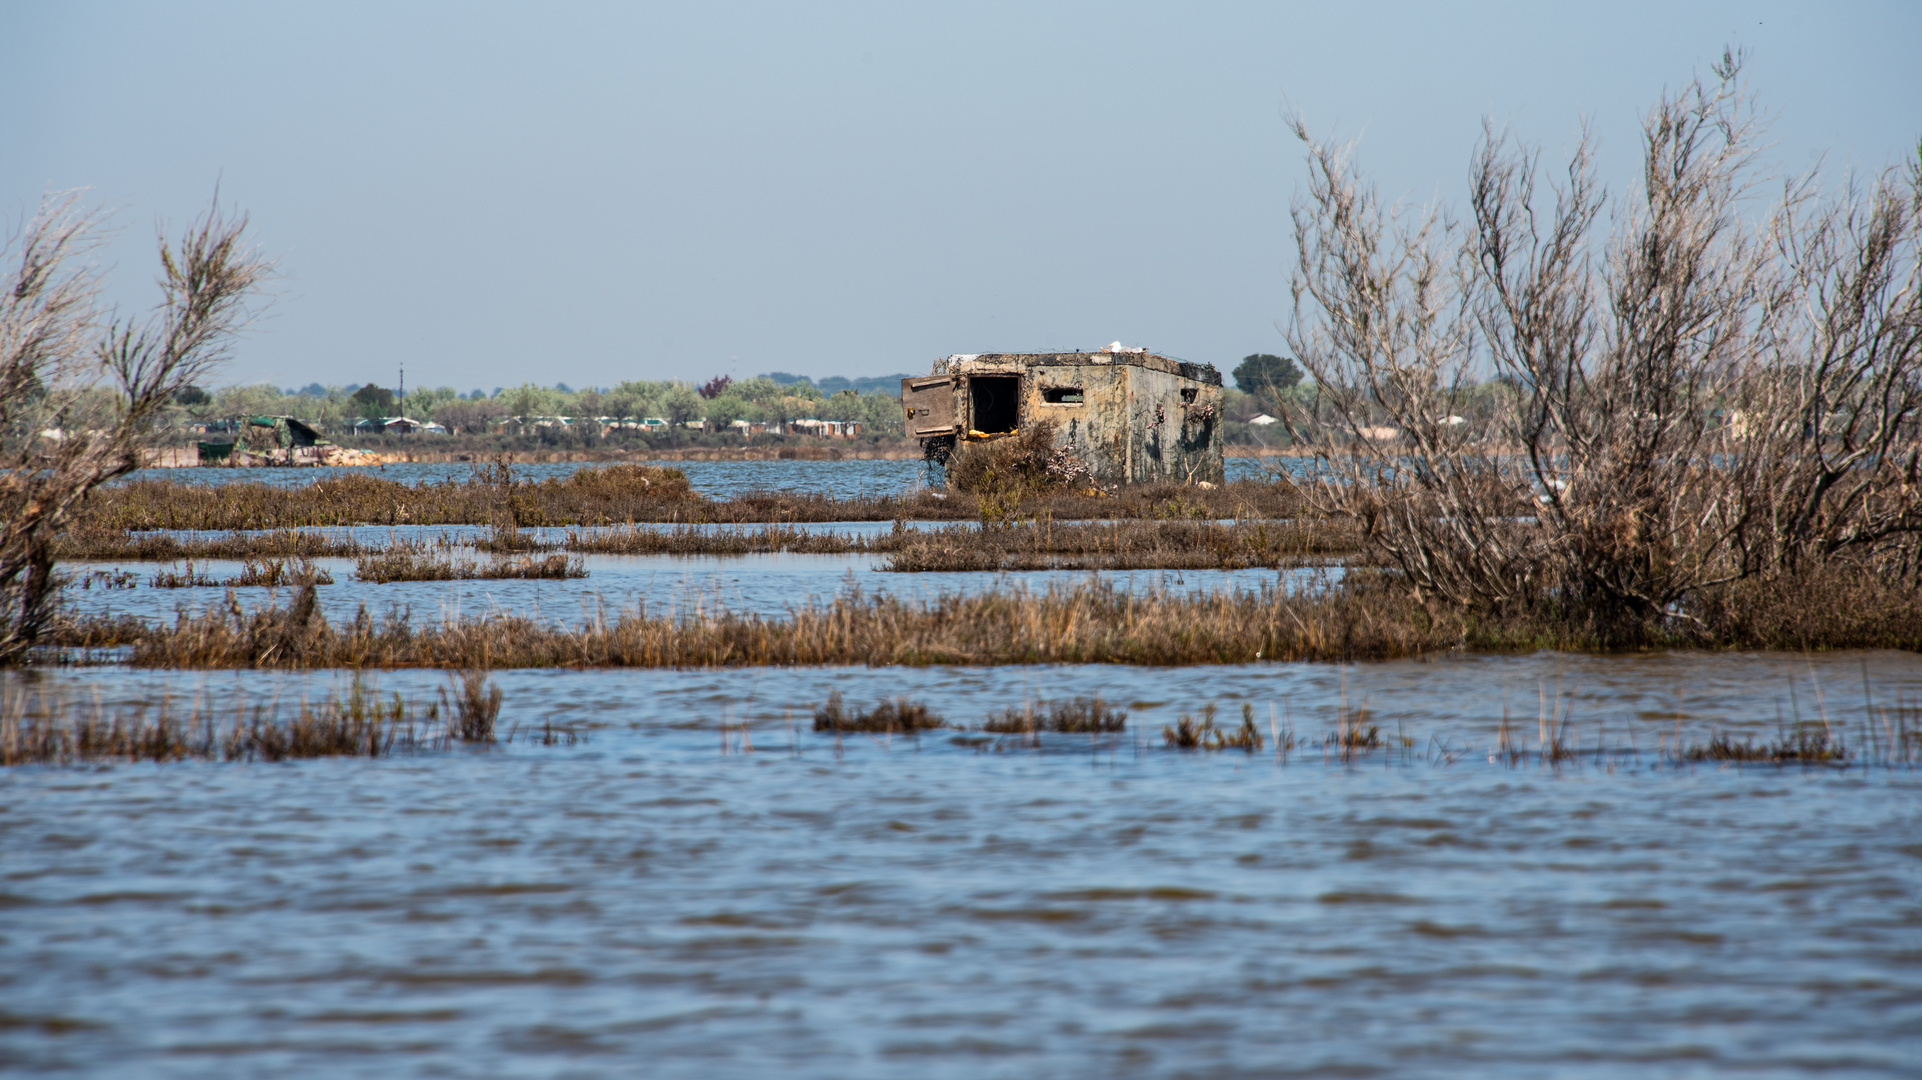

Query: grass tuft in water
[813,691,944,733]
[981,696,1128,734]
[1671,725,1847,764]
[1163,703,1264,752]
[441,670,503,742]
[0,677,490,765]
[352,549,584,582]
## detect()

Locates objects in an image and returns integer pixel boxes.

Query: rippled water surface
[4,654,1919,1077]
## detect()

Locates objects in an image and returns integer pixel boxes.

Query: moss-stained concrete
[902,350,1225,484]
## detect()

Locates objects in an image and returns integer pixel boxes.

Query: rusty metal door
[901,376,957,436]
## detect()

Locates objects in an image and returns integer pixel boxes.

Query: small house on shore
[902,347,1224,484]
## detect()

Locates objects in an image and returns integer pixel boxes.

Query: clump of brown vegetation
[86,460,698,532]
[981,696,1128,734]
[1162,703,1264,752]
[944,420,1097,520]
[54,558,1922,671]
[555,515,1363,569]
[82,472,1302,532]
[55,528,368,561]
[564,522,884,556]
[812,691,944,733]
[441,669,503,742]
[881,518,1363,571]
[352,549,583,583]
[99,576,1443,669]
[471,524,556,554]
[147,556,334,589]
[1670,725,1850,764]
[0,674,504,765]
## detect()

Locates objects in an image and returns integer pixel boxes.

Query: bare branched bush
[1282,51,1921,640]
[0,192,270,663]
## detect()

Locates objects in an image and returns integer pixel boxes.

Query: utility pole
[398,362,405,423]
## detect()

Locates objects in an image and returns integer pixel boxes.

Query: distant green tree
[1232,354,1302,397]
[657,384,703,426]
[350,383,395,419]
[501,382,560,419]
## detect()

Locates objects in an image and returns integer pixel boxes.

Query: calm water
[118,455,1293,499]
[3,654,1920,1077]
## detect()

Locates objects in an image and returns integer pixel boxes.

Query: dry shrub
[944,420,1098,521]
[1283,52,1922,642]
[2,193,270,664]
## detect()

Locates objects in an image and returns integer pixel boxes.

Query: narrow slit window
[1043,386,1084,404]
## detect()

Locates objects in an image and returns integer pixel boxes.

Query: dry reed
[0,674,505,766]
[352,549,584,583]
[56,528,369,561]
[83,468,1301,531]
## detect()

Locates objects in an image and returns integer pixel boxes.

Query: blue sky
[4,1,1917,392]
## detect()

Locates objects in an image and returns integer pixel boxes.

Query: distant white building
[1248,414,1278,426]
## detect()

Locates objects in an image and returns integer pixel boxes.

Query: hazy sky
[4,2,1918,392]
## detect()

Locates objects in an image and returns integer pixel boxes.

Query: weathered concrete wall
[921,351,1224,485]
[1121,364,1224,484]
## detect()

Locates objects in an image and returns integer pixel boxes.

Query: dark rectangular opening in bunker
[1042,386,1084,404]
[969,376,1021,434]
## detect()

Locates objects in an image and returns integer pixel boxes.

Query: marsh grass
[564,522,885,556]
[1162,704,1265,752]
[1672,726,1848,763]
[352,549,584,583]
[56,528,369,562]
[148,556,332,589]
[88,463,697,532]
[557,517,1363,570]
[107,575,1451,669]
[84,468,1300,531]
[0,676,487,765]
[472,524,555,554]
[61,558,1922,673]
[981,696,1128,734]
[812,691,944,733]
[880,519,1363,571]
[148,562,222,588]
[440,669,503,741]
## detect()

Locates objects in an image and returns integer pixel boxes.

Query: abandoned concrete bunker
[901,349,1224,485]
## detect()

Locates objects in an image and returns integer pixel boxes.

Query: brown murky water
[4,653,1919,1077]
